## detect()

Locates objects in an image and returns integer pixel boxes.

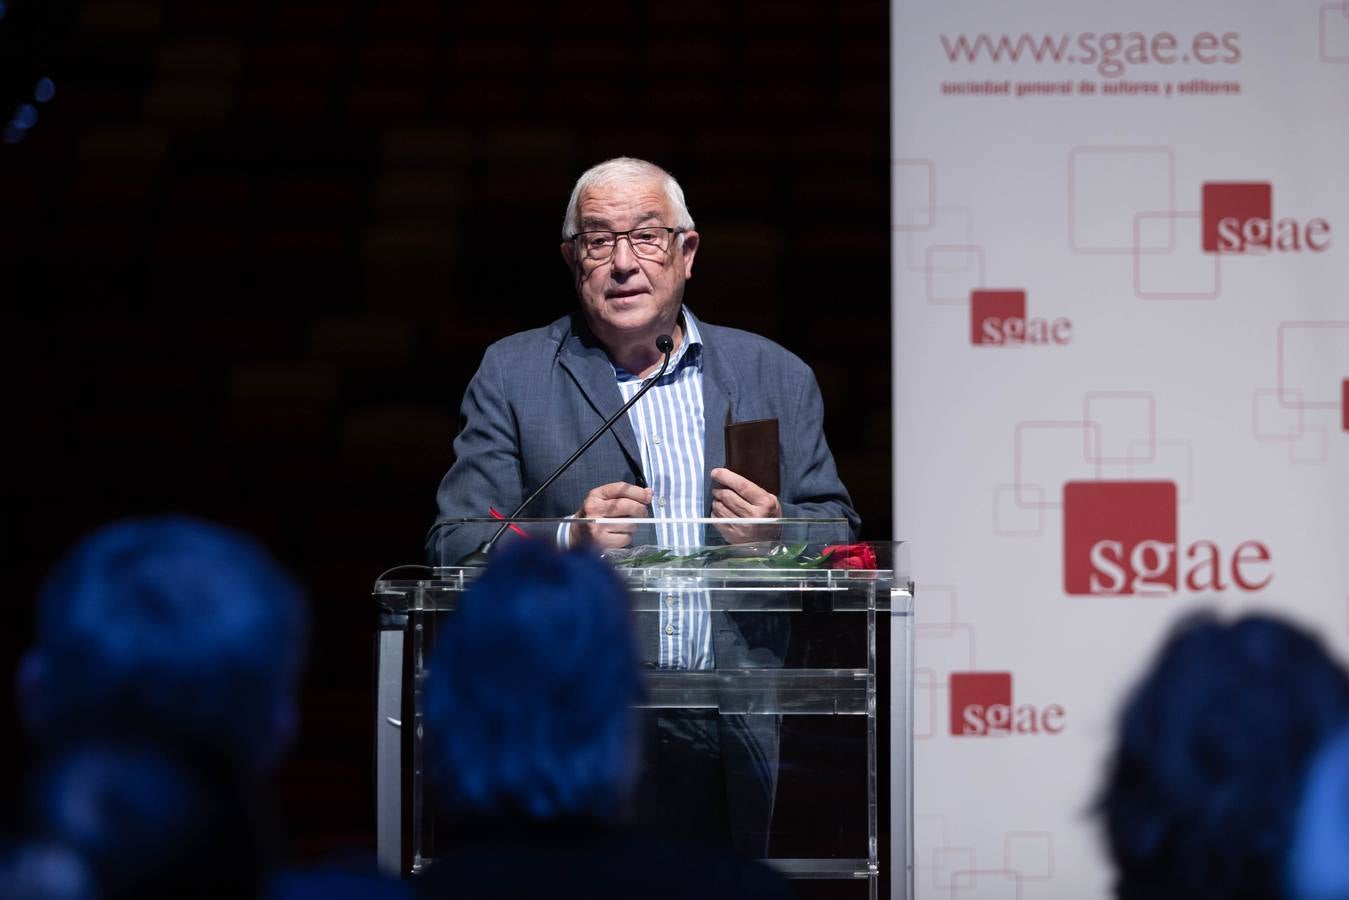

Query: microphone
[454,333,675,566]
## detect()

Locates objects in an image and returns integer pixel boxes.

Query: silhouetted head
[19,516,308,773]
[423,541,643,822]
[24,741,269,900]
[1098,612,1349,899]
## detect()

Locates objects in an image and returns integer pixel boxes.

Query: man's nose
[610,234,641,274]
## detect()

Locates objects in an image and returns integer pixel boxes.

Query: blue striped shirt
[614,311,713,670]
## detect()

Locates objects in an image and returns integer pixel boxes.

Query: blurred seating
[270,173,364,217]
[242,41,342,123]
[365,0,450,36]
[307,315,417,369]
[427,316,523,358]
[218,361,338,447]
[379,127,472,168]
[267,0,356,37]
[649,38,728,72]
[484,127,578,161]
[348,40,437,124]
[371,171,466,221]
[187,317,294,360]
[441,40,530,119]
[76,126,167,159]
[143,78,237,124]
[339,405,453,453]
[581,130,676,165]
[650,0,724,26]
[259,174,363,262]
[167,0,260,34]
[42,223,139,259]
[743,0,818,26]
[79,0,162,35]
[161,172,258,215]
[791,129,882,161]
[68,129,168,215]
[150,222,245,258]
[156,38,243,79]
[75,408,196,448]
[362,222,460,265]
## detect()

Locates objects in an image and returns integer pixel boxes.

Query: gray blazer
[427,308,859,564]
[426,308,856,852]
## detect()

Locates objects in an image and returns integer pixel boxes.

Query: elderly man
[427,156,858,561]
[425,157,859,854]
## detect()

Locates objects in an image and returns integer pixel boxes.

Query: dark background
[0,0,891,866]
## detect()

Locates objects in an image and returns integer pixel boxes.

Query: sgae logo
[970,289,1072,346]
[950,671,1065,736]
[1063,481,1273,596]
[1202,182,1332,254]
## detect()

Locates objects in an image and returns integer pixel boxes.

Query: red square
[950,672,1012,736]
[1202,182,1272,253]
[1063,481,1178,595]
[970,289,1027,345]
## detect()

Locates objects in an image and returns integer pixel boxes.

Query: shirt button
[665,625,674,635]
[652,435,662,445]
[665,596,675,606]
[658,497,668,508]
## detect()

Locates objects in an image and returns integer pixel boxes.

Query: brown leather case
[724,417,780,495]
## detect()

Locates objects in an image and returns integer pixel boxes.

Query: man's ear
[16,650,48,739]
[561,241,587,290]
[680,230,699,278]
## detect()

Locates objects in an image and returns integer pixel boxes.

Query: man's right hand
[571,482,653,549]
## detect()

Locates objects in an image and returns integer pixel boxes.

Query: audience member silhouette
[1286,723,1349,900]
[1098,612,1349,900]
[10,516,409,900]
[414,541,793,900]
[18,516,308,774]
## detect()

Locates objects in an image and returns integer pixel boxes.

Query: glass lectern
[373,517,913,900]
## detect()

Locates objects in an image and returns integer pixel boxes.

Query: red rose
[822,542,878,570]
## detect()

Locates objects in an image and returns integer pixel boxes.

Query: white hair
[561,157,695,240]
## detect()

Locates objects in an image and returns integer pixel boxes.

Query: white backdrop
[890,1,1349,896]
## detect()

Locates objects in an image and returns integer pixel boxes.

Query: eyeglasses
[570,226,683,261]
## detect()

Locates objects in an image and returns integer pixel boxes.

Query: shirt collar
[679,307,704,366]
[613,306,703,380]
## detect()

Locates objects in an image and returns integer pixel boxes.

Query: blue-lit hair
[1098,612,1349,899]
[27,517,308,770]
[1287,724,1349,900]
[423,541,643,821]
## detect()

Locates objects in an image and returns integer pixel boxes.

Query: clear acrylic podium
[374,517,913,900]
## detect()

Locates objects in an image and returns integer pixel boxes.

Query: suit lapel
[699,323,736,515]
[556,320,644,477]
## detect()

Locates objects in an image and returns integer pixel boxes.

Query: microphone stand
[454,334,674,566]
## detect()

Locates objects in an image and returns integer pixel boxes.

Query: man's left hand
[710,467,782,544]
